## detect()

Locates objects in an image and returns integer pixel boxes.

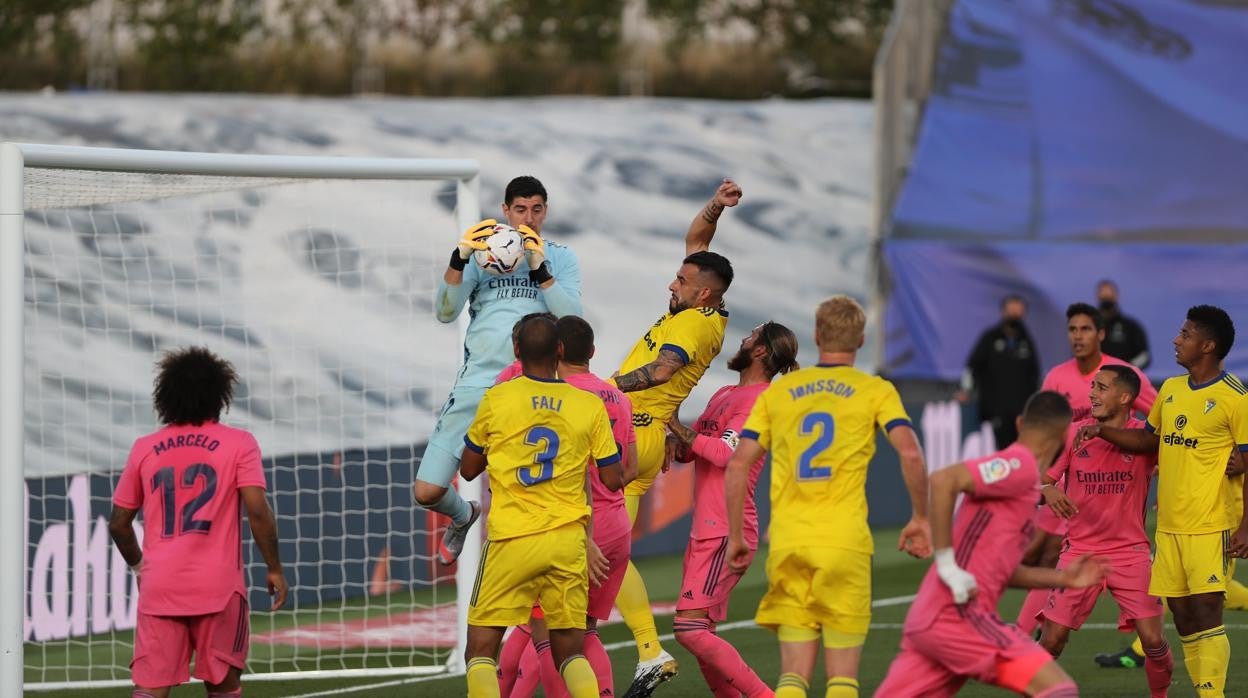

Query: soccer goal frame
[0,142,483,694]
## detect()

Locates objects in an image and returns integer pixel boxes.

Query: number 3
[798,412,835,480]
[519,426,560,486]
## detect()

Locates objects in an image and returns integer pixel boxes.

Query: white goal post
[0,142,483,694]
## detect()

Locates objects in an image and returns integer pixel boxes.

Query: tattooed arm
[686,178,743,255]
[614,348,687,393]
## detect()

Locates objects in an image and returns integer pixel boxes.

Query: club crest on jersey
[1204,399,1216,414]
[979,457,1019,484]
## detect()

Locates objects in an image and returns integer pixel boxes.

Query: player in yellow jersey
[1077,305,1248,698]
[612,179,742,696]
[458,316,624,698]
[725,296,931,698]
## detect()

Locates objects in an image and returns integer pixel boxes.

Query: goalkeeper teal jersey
[435,240,581,389]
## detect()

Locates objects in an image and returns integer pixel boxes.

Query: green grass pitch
[29,527,1248,697]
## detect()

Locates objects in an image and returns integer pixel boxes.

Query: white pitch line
[279,594,919,698]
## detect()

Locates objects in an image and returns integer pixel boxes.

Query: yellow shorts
[1149,529,1233,598]
[624,423,667,498]
[756,546,872,637]
[467,523,588,630]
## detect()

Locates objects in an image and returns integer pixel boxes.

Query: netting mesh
[21,168,466,685]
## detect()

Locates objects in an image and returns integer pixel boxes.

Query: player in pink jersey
[499,315,639,698]
[664,321,799,698]
[1035,365,1172,696]
[108,347,287,698]
[1018,303,1158,633]
[875,392,1109,698]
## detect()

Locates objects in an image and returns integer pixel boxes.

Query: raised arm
[613,348,686,393]
[887,424,931,558]
[685,178,743,255]
[538,246,583,317]
[240,486,288,610]
[438,219,496,322]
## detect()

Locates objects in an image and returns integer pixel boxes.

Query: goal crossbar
[0,142,483,695]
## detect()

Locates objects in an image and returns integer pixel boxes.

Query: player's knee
[413,481,448,507]
[673,614,713,653]
[1038,631,1067,658]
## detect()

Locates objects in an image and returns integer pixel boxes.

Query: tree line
[0,0,891,98]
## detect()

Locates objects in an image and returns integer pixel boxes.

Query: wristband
[529,262,553,285]
[449,249,467,271]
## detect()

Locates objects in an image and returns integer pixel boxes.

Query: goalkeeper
[417,175,582,565]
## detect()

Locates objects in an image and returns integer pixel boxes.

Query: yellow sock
[618,494,663,662]
[1131,633,1145,656]
[466,657,500,698]
[1181,626,1229,697]
[560,655,599,698]
[776,672,810,698]
[826,676,859,697]
[1225,579,1248,610]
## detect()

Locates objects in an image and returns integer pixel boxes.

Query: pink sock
[498,625,532,696]
[133,692,158,698]
[696,656,739,698]
[674,617,771,698]
[1016,588,1048,634]
[1143,640,1174,698]
[1034,682,1079,697]
[584,629,615,696]
[535,639,571,698]
[511,641,541,697]
[207,691,242,698]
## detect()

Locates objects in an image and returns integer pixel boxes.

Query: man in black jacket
[957,294,1041,448]
[1096,280,1151,370]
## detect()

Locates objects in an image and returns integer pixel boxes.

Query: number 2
[798,412,835,480]
[518,427,560,486]
[151,463,219,537]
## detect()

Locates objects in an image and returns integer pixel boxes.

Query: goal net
[1,143,483,692]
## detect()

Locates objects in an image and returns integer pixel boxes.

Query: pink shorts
[676,537,753,622]
[1040,556,1162,631]
[875,608,1052,697]
[1034,505,1069,537]
[132,593,249,688]
[587,529,631,621]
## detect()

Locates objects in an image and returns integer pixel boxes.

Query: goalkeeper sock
[1015,588,1047,634]
[616,561,662,661]
[1143,640,1174,698]
[583,629,614,696]
[427,485,473,527]
[825,677,859,697]
[1181,626,1228,697]
[674,616,769,697]
[497,625,531,697]
[776,672,810,697]
[559,655,600,698]
[535,639,571,698]
[466,657,501,698]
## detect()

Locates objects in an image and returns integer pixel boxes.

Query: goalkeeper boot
[1094,645,1145,669]
[622,649,678,698]
[437,501,481,566]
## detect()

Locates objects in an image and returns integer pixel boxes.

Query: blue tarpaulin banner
[884,0,1248,380]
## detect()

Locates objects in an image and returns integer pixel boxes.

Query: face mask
[1003,318,1024,331]
[1099,299,1117,313]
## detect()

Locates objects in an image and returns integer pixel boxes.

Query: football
[473,224,526,276]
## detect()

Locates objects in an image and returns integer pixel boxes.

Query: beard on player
[726,342,753,372]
